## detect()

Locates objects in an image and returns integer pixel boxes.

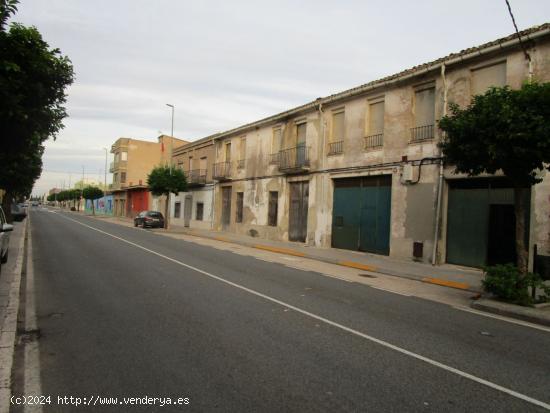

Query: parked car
[0,207,14,275]
[134,211,165,228]
[11,203,27,222]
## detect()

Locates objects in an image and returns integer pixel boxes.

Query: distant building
[110,135,188,217]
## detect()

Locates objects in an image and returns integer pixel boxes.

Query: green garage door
[332,175,391,255]
[446,178,529,268]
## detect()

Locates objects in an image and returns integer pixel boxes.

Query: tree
[147,165,187,229]
[438,82,550,275]
[0,0,74,221]
[82,186,104,215]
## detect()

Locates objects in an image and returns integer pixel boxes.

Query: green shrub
[482,264,550,306]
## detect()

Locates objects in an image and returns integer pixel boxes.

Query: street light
[166,103,174,174]
[103,147,108,192]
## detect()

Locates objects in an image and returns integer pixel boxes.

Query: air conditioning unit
[402,164,413,182]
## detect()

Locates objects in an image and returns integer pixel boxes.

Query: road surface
[13,208,550,412]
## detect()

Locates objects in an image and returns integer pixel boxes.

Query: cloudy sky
[12,0,550,195]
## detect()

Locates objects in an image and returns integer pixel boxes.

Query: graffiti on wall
[85,195,114,215]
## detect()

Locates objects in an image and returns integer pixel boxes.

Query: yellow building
[110,135,188,217]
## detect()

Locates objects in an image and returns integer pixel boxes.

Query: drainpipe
[318,102,326,245]
[210,138,216,229]
[432,63,447,265]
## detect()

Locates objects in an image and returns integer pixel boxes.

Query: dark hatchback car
[134,211,165,228]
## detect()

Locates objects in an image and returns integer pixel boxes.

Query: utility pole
[103,148,108,192]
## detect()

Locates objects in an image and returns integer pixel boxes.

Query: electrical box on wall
[402,164,413,182]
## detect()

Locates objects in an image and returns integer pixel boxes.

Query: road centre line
[52,212,550,411]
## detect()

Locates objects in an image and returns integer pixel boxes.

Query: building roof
[177,23,549,145]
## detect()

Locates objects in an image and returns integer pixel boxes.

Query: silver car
[0,207,14,275]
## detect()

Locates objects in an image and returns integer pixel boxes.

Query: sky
[10,0,550,196]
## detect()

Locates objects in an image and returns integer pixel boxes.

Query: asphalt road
[17,208,550,412]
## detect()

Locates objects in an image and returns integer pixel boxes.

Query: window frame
[268,191,278,227]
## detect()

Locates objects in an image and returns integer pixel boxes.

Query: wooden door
[289,182,308,242]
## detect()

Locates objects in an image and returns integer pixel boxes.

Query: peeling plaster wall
[205,35,550,266]
[170,186,214,230]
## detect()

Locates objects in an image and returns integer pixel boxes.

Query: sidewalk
[93,214,483,292]
[0,218,26,412]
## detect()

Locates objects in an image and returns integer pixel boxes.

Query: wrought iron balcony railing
[410,124,434,142]
[186,169,207,185]
[237,159,246,170]
[278,145,310,173]
[364,133,384,149]
[327,140,343,155]
[212,161,232,180]
[269,153,280,165]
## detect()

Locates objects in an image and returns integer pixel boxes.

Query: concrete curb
[158,228,480,293]
[0,218,27,413]
[80,212,481,294]
[471,298,550,327]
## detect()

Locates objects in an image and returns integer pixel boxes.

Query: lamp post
[166,103,174,174]
[103,148,108,191]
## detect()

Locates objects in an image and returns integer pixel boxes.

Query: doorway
[184,195,193,227]
[289,181,309,242]
[221,187,232,230]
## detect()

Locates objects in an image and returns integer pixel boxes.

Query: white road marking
[50,212,550,410]
[370,286,412,297]
[453,305,550,333]
[24,213,43,413]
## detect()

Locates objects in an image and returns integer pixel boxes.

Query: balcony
[278,145,310,173]
[410,124,434,143]
[364,133,384,150]
[109,160,127,172]
[269,153,280,165]
[327,140,343,155]
[213,161,232,180]
[186,169,207,186]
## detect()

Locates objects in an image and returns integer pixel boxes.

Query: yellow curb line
[213,236,231,242]
[253,245,307,257]
[338,261,378,272]
[422,277,470,290]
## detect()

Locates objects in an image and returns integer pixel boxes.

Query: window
[240,137,246,159]
[196,203,204,221]
[368,101,384,135]
[236,192,244,223]
[114,173,118,183]
[199,156,207,172]
[120,172,126,183]
[121,151,127,161]
[412,86,435,141]
[268,191,278,226]
[472,61,506,95]
[177,160,184,170]
[272,127,282,153]
[366,100,384,148]
[238,137,246,169]
[115,152,120,162]
[189,156,193,171]
[174,202,181,218]
[328,110,345,155]
[331,110,345,142]
[297,122,307,145]
[225,142,231,161]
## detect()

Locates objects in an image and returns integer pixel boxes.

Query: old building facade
[169,136,216,229]
[196,24,550,272]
